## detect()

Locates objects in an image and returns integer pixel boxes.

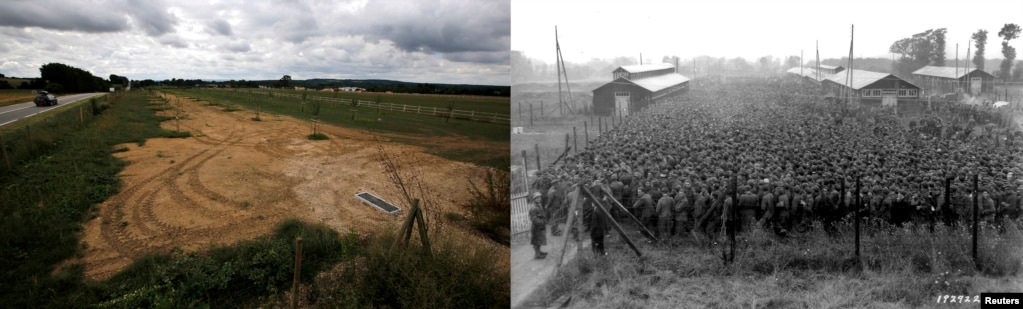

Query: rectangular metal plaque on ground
[355,192,401,214]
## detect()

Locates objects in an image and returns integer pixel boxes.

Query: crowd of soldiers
[530,77,1023,253]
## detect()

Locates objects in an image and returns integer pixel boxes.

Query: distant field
[252,88,509,115]
[0,89,37,107]
[162,88,510,169]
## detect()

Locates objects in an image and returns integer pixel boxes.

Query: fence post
[855,176,861,259]
[522,150,530,195]
[564,134,570,154]
[518,102,522,121]
[598,117,602,134]
[573,127,577,153]
[540,100,544,117]
[529,104,534,127]
[535,144,541,172]
[79,106,84,125]
[972,173,978,266]
[584,121,589,145]
[291,237,303,309]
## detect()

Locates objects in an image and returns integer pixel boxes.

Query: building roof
[630,73,690,93]
[787,67,832,82]
[912,66,994,79]
[817,64,843,70]
[824,69,918,90]
[618,63,675,74]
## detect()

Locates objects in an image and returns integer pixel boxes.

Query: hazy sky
[0,0,510,85]
[512,0,1021,65]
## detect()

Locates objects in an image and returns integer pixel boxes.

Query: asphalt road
[0,93,106,127]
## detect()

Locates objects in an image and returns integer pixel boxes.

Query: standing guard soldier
[529,192,548,259]
[759,185,776,230]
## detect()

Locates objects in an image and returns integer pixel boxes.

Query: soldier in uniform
[588,184,609,256]
[633,188,655,239]
[655,187,675,242]
[738,188,759,233]
[529,192,548,259]
[759,185,775,230]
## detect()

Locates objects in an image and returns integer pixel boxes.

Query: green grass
[0,91,191,307]
[311,224,510,308]
[164,88,509,169]
[525,220,1023,308]
[250,88,509,115]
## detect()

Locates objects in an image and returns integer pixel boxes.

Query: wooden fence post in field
[534,144,541,172]
[79,106,84,125]
[584,121,589,145]
[521,150,529,194]
[573,127,577,153]
[598,117,602,134]
[540,100,544,117]
[1,134,9,170]
[529,104,534,126]
[291,237,303,309]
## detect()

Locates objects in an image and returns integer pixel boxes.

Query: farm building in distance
[823,69,921,106]
[911,66,994,96]
[591,63,690,116]
[786,64,845,84]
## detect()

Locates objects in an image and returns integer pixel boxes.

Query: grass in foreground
[0,91,190,307]
[526,220,1023,308]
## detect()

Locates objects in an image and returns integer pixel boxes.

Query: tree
[972,29,988,70]
[276,75,292,88]
[998,23,1021,81]
[0,81,11,89]
[784,56,800,69]
[933,28,946,66]
[889,28,947,77]
[109,74,129,86]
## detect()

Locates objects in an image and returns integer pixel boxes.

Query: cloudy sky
[0,0,510,85]
[513,0,1021,65]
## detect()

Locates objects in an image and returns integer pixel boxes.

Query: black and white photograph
[511,0,1023,307]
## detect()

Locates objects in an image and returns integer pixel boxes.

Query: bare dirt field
[71,94,488,280]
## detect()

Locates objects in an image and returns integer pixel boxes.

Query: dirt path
[511,224,589,309]
[71,94,487,280]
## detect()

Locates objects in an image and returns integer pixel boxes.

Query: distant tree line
[39,63,110,93]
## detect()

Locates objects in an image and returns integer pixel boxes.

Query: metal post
[598,117,602,134]
[540,100,544,117]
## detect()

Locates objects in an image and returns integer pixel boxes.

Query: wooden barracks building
[822,69,921,106]
[911,65,995,96]
[591,63,690,116]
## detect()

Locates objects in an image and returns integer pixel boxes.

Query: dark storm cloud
[347,0,509,54]
[0,0,129,33]
[126,0,178,36]
[207,19,233,36]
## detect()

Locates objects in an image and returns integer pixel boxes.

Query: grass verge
[525,219,1023,308]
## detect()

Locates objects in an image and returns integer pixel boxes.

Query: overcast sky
[0,0,510,85]
[513,0,1021,66]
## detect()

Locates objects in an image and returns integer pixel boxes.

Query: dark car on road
[34,91,58,107]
